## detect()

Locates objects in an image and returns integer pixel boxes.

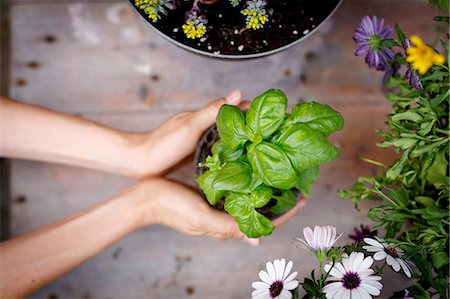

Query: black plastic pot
[128,0,342,59]
[194,124,301,220]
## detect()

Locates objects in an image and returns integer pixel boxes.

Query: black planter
[129,0,342,59]
[194,124,301,220]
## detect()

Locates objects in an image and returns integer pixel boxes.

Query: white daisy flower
[251,258,299,299]
[363,237,412,278]
[296,225,342,252]
[323,252,383,299]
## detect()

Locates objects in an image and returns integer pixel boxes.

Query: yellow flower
[135,0,160,22]
[406,35,446,74]
[182,21,206,39]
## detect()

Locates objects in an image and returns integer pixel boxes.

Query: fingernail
[225,90,241,105]
[243,236,260,247]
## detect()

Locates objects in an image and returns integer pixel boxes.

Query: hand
[130,178,250,241]
[133,90,242,178]
[130,179,307,245]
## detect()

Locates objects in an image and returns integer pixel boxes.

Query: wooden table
[5,0,436,297]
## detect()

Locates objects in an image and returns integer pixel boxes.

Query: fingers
[238,100,251,111]
[190,90,242,132]
[273,196,308,227]
[203,207,259,246]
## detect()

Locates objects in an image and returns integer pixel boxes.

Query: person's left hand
[132,90,242,178]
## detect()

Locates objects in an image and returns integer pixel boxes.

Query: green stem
[319,258,323,289]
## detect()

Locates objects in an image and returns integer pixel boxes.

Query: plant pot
[128,0,342,59]
[194,124,302,220]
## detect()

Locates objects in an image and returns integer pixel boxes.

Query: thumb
[191,90,242,132]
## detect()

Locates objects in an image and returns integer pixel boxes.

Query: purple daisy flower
[353,16,395,71]
[403,38,423,90]
[349,224,377,242]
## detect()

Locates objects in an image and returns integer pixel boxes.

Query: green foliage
[300,270,327,299]
[341,23,449,298]
[428,0,449,11]
[197,89,343,238]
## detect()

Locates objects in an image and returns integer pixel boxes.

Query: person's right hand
[128,178,307,246]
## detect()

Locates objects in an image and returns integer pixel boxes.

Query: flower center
[269,281,283,298]
[368,34,383,51]
[342,272,361,290]
[384,247,399,258]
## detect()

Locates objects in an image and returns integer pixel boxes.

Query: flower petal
[360,283,382,296]
[323,282,342,298]
[259,270,272,284]
[303,227,315,248]
[282,260,293,281]
[373,251,387,261]
[284,280,299,290]
[284,271,298,284]
[252,281,269,290]
[363,237,384,248]
[279,289,292,299]
[397,259,412,278]
[266,261,276,280]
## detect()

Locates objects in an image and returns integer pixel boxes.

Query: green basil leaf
[247,171,264,193]
[224,193,274,238]
[288,102,344,136]
[216,104,247,150]
[245,89,287,142]
[295,166,320,195]
[272,190,297,214]
[211,140,243,162]
[236,211,274,238]
[248,142,298,189]
[224,193,254,217]
[203,154,221,171]
[250,184,273,208]
[196,171,225,205]
[273,124,339,172]
[212,161,252,192]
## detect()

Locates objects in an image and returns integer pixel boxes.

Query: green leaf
[216,105,247,150]
[391,111,424,123]
[212,161,252,192]
[415,196,436,207]
[394,24,406,44]
[245,89,287,142]
[272,189,297,214]
[237,211,274,238]
[295,166,320,195]
[224,193,274,238]
[248,142,298,189]
[196,171,226,205]
[441,39,449,55]
[393,137,418,150]
[431,251,449,269]
[424,149,447,187]
[386,148,411,181]
[287,101,344,136]
[273,124,339,172]
[250,184,273,208]
[211,140,243,162]
[203,154,221,171]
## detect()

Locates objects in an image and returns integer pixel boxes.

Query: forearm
[0,97,147,177]
[0,184,150,298]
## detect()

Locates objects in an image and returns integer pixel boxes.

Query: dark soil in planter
[194,124,301,220]
[129,0,341,58]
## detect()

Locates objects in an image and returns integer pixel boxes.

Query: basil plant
[196,89,344,238]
